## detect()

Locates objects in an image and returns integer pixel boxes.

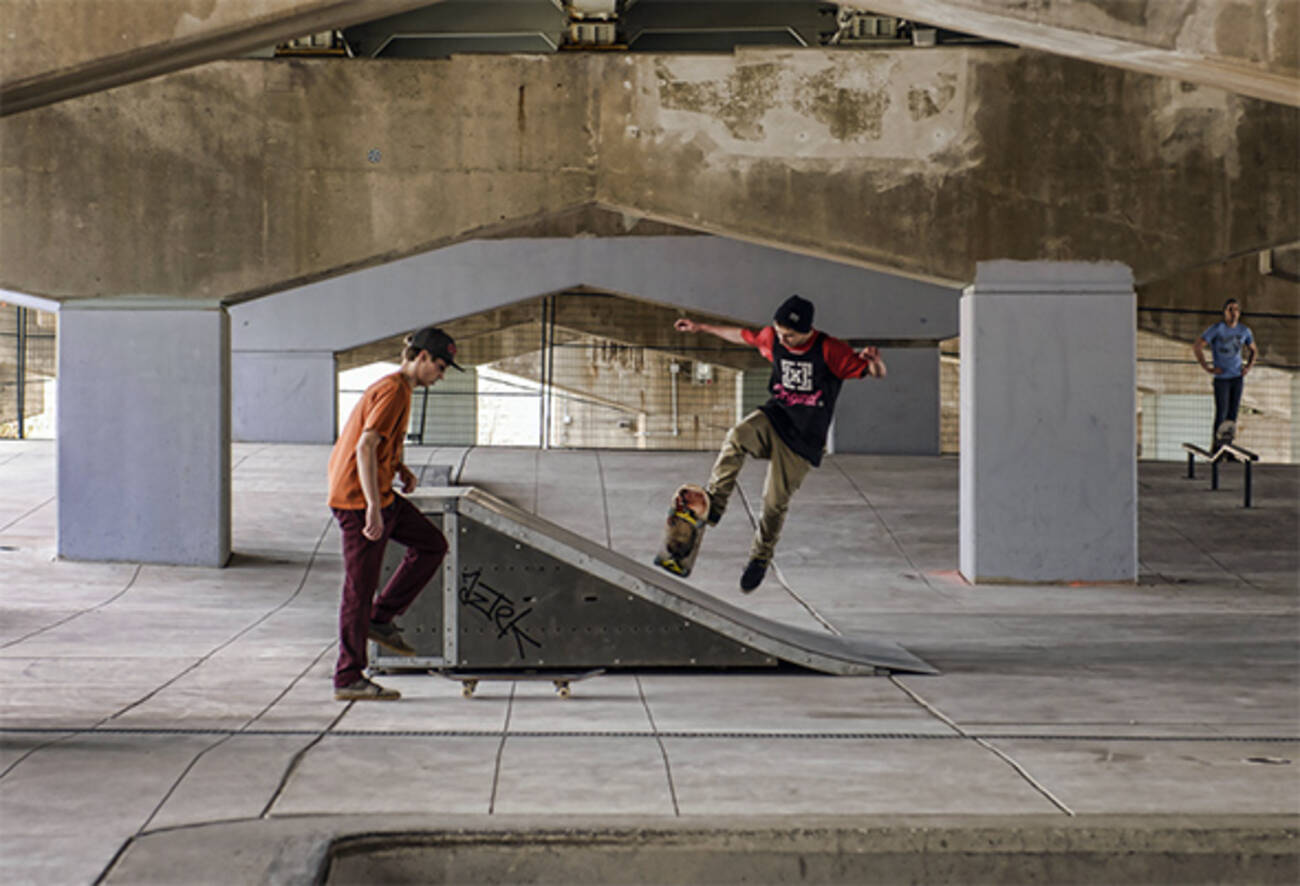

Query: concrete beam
[0,0,438,117]
[229,236,952,448]
[850,0,1300,108]
[1,50,1294,301]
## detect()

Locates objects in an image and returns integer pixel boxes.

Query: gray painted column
[833,347,939,455]
[232,350,334,443]
[58,299,230,566]
[960,262,1136,583]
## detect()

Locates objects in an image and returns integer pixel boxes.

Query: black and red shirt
[743,326,874,467]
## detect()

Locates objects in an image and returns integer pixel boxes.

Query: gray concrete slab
[663,737,1061,815]
[984,739,1300,815]
[0,441,1297,883]
[493,738,676,815]
[636,673,956,736]
[270,736,502,817]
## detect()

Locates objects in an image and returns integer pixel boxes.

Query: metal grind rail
[1181,442,1261,507]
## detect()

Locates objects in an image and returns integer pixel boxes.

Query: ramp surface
[419,488,936,676]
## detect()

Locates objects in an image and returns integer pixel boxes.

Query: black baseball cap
[409,326,464,371]
[773,295,814,333]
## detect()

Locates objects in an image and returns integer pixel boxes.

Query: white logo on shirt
[780,360,814,391]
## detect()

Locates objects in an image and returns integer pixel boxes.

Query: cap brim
[447,360,465,372]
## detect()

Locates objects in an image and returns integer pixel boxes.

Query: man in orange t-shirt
[327,327,462,701]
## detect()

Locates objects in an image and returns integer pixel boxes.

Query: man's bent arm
[1193,338,1213,373]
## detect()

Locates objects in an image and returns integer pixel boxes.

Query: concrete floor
[0,441,1297,883]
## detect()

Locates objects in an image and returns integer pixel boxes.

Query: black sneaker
[740,558,769,592]
[334,677,401,701]
[368,620,416,656]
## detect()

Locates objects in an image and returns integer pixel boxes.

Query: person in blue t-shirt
[1193,298,1257,447]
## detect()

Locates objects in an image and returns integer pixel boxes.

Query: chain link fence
[0,304,58,439]
[1135,307,1297,462]
[939,308,1298,462]
[339,293,769,450]
[6,295,1293,462]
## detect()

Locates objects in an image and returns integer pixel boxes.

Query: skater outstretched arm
[674,317,750,345]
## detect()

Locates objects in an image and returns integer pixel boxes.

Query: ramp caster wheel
[461,679,478,698]
[553,680,571,698]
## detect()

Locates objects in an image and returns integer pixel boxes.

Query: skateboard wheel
[554,681,571,698]
[462,679,477,698]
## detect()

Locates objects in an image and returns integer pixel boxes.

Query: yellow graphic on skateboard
[654,483,710,578]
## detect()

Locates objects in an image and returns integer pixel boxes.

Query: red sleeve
[823,336,872,380]
[742,326,776,362]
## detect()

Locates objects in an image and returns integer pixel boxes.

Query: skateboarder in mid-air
[326,327,462,701]
[674,295,886,592]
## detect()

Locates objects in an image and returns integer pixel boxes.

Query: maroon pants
[332,495,448,687]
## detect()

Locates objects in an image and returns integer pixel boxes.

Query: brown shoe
[334,677,401,701]
[368,620,417,656]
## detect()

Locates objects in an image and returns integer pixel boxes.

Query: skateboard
[1214,420,1237,457]
[439,668,605,699]
[653,483,710,578]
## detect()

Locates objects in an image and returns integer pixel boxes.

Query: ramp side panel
[453,517,779,669]
[448,489,938,676]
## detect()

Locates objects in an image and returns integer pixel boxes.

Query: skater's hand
[859,346,886,378]
[674,318,700,334]
[1208,365,1223,375]
[363,504,385,541]
[398,463,417,493]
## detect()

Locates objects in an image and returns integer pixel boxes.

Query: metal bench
[1181,442,1261,507]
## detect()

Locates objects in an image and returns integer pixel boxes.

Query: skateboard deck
[439,668,605,699]
[654,483,710,578]
[1215,419,1237,450]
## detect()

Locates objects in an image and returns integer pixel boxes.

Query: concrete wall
[3,50,1293,304]
[231,350,334,443]
[6,2,1291,110]
[58,301,230,566]
[858,0,1298,104]
[832,348,940,456]
[1,1,364,83]
[230,236,956,452]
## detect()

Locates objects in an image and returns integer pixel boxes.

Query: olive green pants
[706,410,813,561]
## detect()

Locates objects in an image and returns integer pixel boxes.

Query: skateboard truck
[439,668,605,699]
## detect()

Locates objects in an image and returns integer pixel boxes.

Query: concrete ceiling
[850,0,1299,108]
[3,1,1295,117]
[2,49,1293,303]
[0,1,1295,323]
[0,1,445,117]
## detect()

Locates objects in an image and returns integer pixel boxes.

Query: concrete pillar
[833,347,940,455]
[58,300,230,566]
[960,262,1136,583]
[232,350,334,443]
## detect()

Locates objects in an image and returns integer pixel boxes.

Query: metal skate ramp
[381,487,937,676]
